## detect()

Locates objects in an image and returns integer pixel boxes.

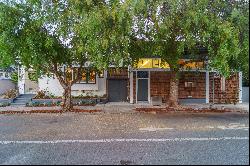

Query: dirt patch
[0,109,102,114]
[135,106,233,113]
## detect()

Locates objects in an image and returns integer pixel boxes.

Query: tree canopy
[0,0,248,109]
[0,0,133,111]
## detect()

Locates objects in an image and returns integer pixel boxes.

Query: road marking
[206,124,249,130]
[139,127,174,131]
[0,137,248,145]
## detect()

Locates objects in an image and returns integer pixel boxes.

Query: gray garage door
[108,79,128,102]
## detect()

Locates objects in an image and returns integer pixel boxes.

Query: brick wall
[209,73,239,104]
[150,71,171,102]
[178,72,206,99]
[129,71,239,104]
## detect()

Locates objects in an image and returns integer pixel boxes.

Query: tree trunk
[168,71,179,107]
[62,85,73,112]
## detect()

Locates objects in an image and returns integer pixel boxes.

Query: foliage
[0,0,133,111]
[10,71,18,84]
[0,102,10,107]
[33,90,61,99]
[130,0,247,78]
[28,72,39,82]
[2,89,18,99]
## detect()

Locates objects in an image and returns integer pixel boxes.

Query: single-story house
[17,56,243,104]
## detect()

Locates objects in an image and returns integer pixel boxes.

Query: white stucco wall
[18,67,39,94]
[38,71,107,97]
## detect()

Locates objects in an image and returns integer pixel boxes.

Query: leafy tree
[131,0,247,107]
[10,72,18,84]
[0,0,132,111]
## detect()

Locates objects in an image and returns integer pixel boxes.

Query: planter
[28,98,98,107]
[0,98,12,107]
[99,98,108,104]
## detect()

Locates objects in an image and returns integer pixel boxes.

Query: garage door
[108,79,128,102]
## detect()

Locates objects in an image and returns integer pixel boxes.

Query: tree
[131,0,246,107]
[0,0,132,111]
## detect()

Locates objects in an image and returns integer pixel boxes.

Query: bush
[0,102,10,107]
[2,89,18,99]
[33,90,49,99]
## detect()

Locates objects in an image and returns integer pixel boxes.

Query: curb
[0,109,102,114]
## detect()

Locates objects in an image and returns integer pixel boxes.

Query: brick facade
[178,72,206,99]
[150,71,171,103]
[209,73,239,104]
[128,71,239,104]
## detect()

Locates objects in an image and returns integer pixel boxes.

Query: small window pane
[98,70,104,78]
[88,71,96,83]
[80,70,87,83]
[137,71,148,78]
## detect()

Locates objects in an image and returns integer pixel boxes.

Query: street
[0,112,249,165]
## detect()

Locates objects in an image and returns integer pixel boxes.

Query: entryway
[136,71,150,103]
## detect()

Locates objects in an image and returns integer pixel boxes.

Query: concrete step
[13,100,30,103]
[15,98,31,101]
[19,94,35,97]
[10,103,26,106]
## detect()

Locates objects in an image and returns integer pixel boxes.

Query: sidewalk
[182,102,249,113]
[0,102,248,114]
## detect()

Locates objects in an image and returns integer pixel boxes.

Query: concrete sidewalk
[0,102,248,114]
[182,102,249,113]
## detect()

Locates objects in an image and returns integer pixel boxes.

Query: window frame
[74,68,96,84]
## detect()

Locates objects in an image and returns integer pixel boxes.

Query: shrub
[0,102,10,107]
[2,89,18,99]
[33,90,49,99]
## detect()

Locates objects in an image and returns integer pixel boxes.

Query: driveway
[0,112,248,165]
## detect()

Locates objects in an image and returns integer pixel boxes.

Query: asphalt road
[0,112,249,165]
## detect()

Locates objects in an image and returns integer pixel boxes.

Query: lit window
[65,68,73,82]
[71,68,96,84]
[88,71,96,83]
[80,70,87,83]
[98,70,104,78]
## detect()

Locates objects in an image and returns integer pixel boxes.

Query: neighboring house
[0,67,16,95]
[17,53,243,104]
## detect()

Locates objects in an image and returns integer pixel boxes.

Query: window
[137,71,149,78]
[98,70,104,78]
[66,67,97,84]
[75,68,96,84]
[0,72,4,77]
[5,73,10,78]
[88,70,96,83]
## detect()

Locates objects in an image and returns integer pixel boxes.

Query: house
[17,55,243,104]
[0,67,16,95]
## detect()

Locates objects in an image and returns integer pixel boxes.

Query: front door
[137,71,149,102]
[137,79,148,101]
